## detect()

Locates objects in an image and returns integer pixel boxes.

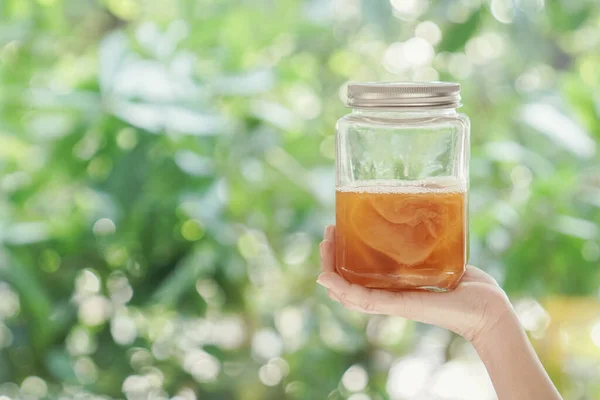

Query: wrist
[469,289,518,346]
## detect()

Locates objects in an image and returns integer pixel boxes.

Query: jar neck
[351,108,457,118]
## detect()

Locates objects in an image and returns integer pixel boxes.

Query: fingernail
[319,241,328,257]
[316,273,334,289]
[317,278,331,289]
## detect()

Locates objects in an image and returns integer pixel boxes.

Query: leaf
[99,31,131,93]
[520,103,596,159]
[438,10,481,52]
[547,2,590,31]
[1,257,56,349]
[45,349,78,385]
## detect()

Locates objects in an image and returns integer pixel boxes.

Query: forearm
[472,304,562,400]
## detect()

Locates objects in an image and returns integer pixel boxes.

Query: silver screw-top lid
[346,81,461,109]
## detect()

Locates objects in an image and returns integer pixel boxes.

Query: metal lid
[346,81,461,110]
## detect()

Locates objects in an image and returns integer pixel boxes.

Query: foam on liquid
[337,177,466,194]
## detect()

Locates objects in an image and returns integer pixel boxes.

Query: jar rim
[346,81,462,110]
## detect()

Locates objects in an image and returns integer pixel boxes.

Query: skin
[317,225,563,400]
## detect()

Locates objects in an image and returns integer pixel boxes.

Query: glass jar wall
[335,82,470,291]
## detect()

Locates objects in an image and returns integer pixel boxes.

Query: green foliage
[438,10,482,53]
[0,0,599,399]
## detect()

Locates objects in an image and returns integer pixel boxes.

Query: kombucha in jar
[335,82,470,291]
[336,179,466,291]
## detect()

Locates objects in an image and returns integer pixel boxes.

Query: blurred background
[0,0,599,399]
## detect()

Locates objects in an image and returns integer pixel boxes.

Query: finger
[317,272,420,316]
[318,272,471,328]
[327,289,340,302]
[342,301,365,312]
[324,225,335,242]
[319,240,335,273]
[460,265,498,286]
[341,298,382,314]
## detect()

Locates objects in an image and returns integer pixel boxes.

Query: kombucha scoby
[335,178,466,291]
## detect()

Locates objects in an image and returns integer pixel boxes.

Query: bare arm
[471,306,562,400]
[317,225,562,400]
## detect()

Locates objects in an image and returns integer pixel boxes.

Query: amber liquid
[336,179,466,291]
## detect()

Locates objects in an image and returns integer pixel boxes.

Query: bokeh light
[20,376,47,398]
[386,357,433,399]
[591,322,600,348]
[342,364,369,392]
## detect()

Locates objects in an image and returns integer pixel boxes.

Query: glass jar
[335,82,470,292]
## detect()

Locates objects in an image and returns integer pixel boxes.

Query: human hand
[317,225,513,342]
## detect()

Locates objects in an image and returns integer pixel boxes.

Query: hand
[317,225,513,342]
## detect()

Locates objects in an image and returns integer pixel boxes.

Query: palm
[318,225,509,341]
